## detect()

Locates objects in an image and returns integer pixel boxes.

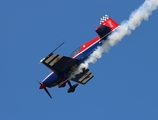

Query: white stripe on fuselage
[42,72,54,82]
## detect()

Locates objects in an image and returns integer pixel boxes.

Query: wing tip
[40,58,45,63]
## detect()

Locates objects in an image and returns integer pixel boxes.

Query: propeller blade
[44,88,52,99]
[38,81,42,85]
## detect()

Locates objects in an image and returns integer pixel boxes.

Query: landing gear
[67,81,78,93]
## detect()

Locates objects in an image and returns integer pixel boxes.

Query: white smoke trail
[72,0,158,76]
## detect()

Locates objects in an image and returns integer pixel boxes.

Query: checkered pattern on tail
[100,15,109,24]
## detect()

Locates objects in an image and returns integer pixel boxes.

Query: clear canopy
[69,47,80,57]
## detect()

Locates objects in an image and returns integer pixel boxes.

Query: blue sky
[0,0,158,120]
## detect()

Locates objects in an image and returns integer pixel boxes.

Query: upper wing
[71,69,94,85]
[40,53,79,74]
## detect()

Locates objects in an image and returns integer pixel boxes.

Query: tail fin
[96,15,119,38]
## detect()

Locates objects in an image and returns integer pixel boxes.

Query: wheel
[67,84,78,93]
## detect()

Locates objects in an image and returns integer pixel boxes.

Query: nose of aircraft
[38,81,52,98]
[39,83,45,89]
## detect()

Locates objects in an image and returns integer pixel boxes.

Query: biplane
[38,15,119,98]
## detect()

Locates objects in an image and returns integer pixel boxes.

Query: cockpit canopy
[69,47,80,57]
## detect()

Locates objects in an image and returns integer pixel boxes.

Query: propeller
[38,81,52,99]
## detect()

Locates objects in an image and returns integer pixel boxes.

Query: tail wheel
[67,84,78,93]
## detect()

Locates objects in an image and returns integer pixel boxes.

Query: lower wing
[71,69,94,84]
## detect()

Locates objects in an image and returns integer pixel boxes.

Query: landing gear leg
[67,81,78,93]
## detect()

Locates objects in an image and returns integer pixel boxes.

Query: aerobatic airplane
[38,15,119,98]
